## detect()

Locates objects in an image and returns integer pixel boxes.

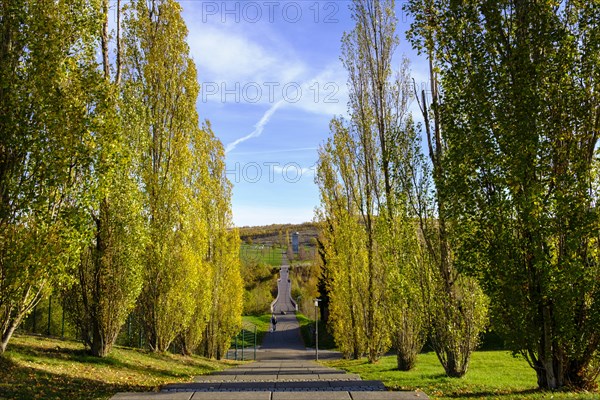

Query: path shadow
[7,340,222,380]
[0,355,151,400]
[260,314,305,350]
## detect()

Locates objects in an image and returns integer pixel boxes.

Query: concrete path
[258,291,340,360]
[271,261,296,314]
[260,259,341,361]
[111,254,429,400]
[112,360,428,399]
[261,262,306,358]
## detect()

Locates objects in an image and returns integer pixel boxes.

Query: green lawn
[241,314,272,346]
[240,244,282,266]
[325,351,599,399]
[0,334,240,400]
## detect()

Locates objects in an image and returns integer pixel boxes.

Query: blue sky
[180,1,428,227]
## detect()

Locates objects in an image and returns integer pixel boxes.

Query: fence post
[254,326,257,360]
[235,335,238,361]
[241,330,244,361]
[47,296,52,336]
[61,298,65,338]
[32,304,37,333]
[127,315,131,346]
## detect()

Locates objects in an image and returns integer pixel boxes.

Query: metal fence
[228,322,258,361]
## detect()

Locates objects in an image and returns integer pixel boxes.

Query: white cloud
[187,24,305,85]
[192,29,274,79]
[186,20,348,116]
[222,63,348,154]
[288,63,349,117]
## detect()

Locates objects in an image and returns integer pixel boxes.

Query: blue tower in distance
[292,232,299,254]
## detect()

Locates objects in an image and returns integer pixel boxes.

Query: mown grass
[0,334,240,400]
[240,244,283,266]
[325,351,600,400]
[241,314,272,346]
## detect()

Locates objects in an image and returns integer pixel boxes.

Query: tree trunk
[563,358,595,390]
[1,288,42,356]
[90,199,110,358]
[101,0,110,78]
[444,351,464,378]
[179,334,193,356]
[91,326,108,357]
[394,319,423,371]
[534,306,562,389]
[349,270,361,360]
[396,350,416,371]
[0,319,18,356]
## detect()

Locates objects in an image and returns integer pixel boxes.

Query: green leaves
[121,0,241,355]
[318,0,427,365]
[1,0,241,359]
[0,0,103,355]
[407,0,600,389]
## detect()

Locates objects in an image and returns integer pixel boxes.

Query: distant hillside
[238,222,321,315]
[238,222,319,248]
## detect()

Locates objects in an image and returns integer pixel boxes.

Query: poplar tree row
[0,0,243,358]
[317,0,488,374]
[318,0,600,391]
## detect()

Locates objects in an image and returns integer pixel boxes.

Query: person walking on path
[271,314,278,332]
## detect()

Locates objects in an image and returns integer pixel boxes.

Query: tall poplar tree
[202,128,243,359]
[317,0,426,364]
[121,0,241,354]
[0,0,241,358]
[122,0,207,352]
[404,0,490,378]
[317,139,368,359]
[64,0,147,357]
[408,0,600,389]
[176,126,212,356]
[0,0,100,355]
[203,228,243,359]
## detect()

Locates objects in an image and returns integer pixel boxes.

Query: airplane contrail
[225,100,285,154]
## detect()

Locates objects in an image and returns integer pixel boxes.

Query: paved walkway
[261,259,307,359]
[112,359,428,399]
[111,255,429,400]
[271,260,296,314]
